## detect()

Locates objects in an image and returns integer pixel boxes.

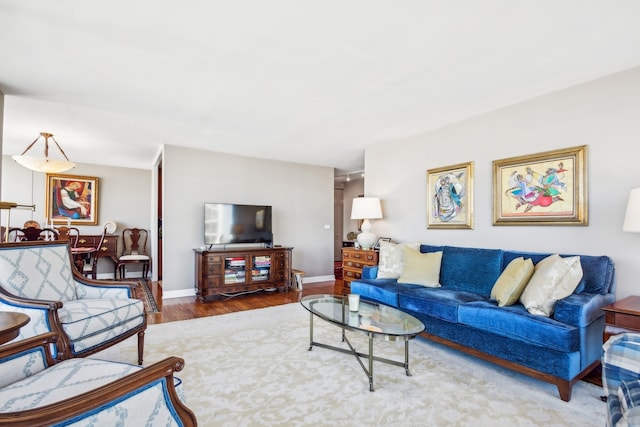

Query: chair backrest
[55,226,80,247]
[0,241,76,302]
[9,227,59,242]
[121,228,149,256]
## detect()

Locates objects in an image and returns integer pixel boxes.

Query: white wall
[0,157,152,276]
[365,66,640,299]
[161,145,334,296]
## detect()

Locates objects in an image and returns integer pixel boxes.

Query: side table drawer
[606,312,640,331]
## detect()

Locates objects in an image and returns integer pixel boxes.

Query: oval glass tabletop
[300,294,424,337]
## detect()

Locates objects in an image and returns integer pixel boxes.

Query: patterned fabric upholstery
[0,244,77,301]
[60,299,145,353]
[0,355,186,426]
[602,333,640,427]
[0,241,146,360]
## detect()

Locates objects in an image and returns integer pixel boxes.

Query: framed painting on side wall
[45,173,99,226]
[492,145,587,226]
[427,161,474,229]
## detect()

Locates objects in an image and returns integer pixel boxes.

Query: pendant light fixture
[12,132,76,173]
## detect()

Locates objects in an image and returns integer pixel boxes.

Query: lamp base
[357,232,376,250]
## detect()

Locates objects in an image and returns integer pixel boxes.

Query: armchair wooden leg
[137,329,145,365]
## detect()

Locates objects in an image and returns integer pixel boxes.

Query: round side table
[0,312,30,344]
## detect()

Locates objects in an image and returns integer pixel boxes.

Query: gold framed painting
[427,161,474,229]
[492,145,587,226]
[45,173,99,225]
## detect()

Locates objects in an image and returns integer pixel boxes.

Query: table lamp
[351,197,383,250]
[623,188,640,232]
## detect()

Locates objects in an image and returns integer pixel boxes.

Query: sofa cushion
[520,255,583,317]
[491,257,534,307]
[457,300,579,353]
[399,287,488,323]
[59,298,145,354]
[376,241,419,279]
[439,246,503,296]
[350,279,418,307]
[397,247,442,287]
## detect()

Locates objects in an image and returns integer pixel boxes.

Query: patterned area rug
[93,303,605,426]
[138,279,160,313]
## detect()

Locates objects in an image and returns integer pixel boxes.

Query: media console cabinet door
[194,247,292,302]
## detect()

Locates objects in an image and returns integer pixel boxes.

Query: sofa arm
[361,265,378,279]
[553,292,615,327]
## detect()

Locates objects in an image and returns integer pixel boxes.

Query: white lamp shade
[12,155,76,173]
[624,188,640,232]
[351,197,383,220]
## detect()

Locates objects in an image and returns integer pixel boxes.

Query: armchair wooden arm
[0,334,197,426]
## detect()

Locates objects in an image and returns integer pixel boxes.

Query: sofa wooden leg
[557,380,571,402]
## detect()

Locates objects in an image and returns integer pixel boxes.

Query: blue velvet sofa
[350,244,616,401]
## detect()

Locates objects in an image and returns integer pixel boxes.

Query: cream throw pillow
[376,241,420,279]
[397,246,442,287]
[519,254,583,317]
[491,257,535,307]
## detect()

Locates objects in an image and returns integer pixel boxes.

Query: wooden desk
[0,312,29,344]
[603,295,640,342]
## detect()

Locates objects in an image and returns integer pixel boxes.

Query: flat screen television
[204,203,273,246]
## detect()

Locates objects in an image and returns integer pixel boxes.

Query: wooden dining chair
[8,227,59,242]
[55,226,80,247]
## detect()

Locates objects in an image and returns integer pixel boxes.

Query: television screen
[204,203,273,246]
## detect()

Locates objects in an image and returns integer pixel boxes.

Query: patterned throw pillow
[519,254,583,317]
[376,241,419,279]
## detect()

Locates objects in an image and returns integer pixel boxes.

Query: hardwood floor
[146,280,343,324]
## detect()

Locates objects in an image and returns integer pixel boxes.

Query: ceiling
[1,2,639,175]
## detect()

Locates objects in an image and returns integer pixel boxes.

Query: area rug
[137,279,160,313]
[93,303,605,427]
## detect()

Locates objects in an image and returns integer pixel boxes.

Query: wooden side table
[341,247,378,293]
[603,295,640,343]
[0,312,30,344]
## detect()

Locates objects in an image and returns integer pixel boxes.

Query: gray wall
[365,66,640,299]
[161,145,335,296]
[0,157,152,276]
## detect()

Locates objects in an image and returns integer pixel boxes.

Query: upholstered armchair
[0,240,146,363]
[602,333,640,426]
[0,332,197,426]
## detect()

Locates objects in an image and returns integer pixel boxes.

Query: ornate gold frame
[45,173,99,225]
[427,161,474,229]
[492,145,587,226]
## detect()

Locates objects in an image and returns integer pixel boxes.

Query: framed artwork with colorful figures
[492,145,587,226]
[45,173,99,225]
[427,161,474,229]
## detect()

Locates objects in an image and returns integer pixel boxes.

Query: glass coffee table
[300,294,425,391]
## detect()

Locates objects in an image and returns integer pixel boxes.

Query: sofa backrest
[0,242,76,302]
[503,250,615,295]
[421,244,503,296]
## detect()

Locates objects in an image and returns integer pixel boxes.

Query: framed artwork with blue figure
[45,173,99,225]
[427,161,474,229]
[492,145,587,226]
